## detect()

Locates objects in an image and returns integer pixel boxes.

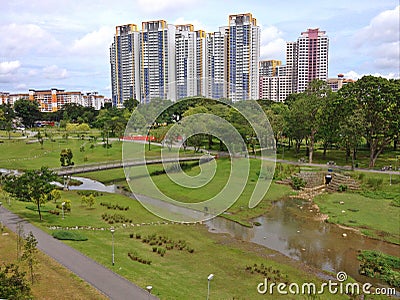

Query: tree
[49,189,61,203]
[0,103,16,139]
[14,99,41,128]
[123,98,139,112]
[0,263,32,299]
[21,232,38,284]
[60,148,74,167]
[302,80,332,163]
[338,76,399,167]
[3,167,57,221]
[36,131,44,149]
[81,194,95,208]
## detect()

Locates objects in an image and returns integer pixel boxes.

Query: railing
[52,155,215,176]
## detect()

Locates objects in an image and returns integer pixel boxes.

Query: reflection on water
[68,177,117,193]
[206,199,400,286]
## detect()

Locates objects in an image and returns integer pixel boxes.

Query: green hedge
[52,230,88,241]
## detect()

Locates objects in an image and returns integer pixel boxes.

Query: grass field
[79,158,294,226]
[3,190,359,299]
[0,227,107,300]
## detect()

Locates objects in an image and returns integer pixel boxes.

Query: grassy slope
[0,227,107,300]
[4,190,356,299]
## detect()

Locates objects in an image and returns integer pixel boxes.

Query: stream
[2,169,399,289]
[70,176,399,288]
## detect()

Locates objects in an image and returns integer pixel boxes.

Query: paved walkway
[1,207,158,300]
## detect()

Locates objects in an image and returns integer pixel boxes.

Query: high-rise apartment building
[206,27,229,99]
[110,14,261,104]
[228,13,260,102]
[110,24,141,108]
[141,20,176,103]
[295,28,329,92]
[259,28,329,101]
[175,25,207,99]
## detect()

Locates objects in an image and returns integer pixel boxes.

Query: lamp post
[389,165,392,186]
[207,274,214,300]
[146,285,152,300]
[110,227,115,266]
[61,202,65,219]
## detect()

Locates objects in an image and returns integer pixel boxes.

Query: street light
[110,227,115,266]
[146,285,152,300]
[207,274,214,300]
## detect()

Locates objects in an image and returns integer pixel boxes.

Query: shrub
[366,178,383,190]
[290,176,306,190]
[338,184,348,192]
[52,231,88,241]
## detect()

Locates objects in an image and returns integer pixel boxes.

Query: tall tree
[14,99,41,128]
[0,263,32,299]
[3,167,57,221]
[338,76,399,167]
[21,232,38,284]
[0,103,16,139]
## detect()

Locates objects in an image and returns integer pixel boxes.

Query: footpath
[1,207,158,300]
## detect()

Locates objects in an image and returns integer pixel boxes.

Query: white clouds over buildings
[354,6,399,74]
[71,26,114,56]
[259,25,286,61]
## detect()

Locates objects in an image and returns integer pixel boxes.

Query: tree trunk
[308,132,315,164]
[37,201,42,221]
[323,142,328,158]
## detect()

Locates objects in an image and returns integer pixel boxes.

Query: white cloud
[42,65,68,79]
[137,0,199,13]
[71,26,114,56]
[344,70,398,80]
[0,60,21,74]
[357,6,399,45]
[0,23,60,56]
[259,25,286,61]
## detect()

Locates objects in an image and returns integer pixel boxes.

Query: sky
[0,0,399,98]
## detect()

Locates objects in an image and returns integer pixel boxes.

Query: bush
[52,230,88,241]
[338,184,348,192]
[366,178,383,190]
[291,176,306,190]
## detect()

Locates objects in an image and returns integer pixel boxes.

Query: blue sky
[0,0,398,97]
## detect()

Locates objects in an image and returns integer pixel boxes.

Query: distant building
[228,13,260,101]
[141,20,176,103]
[206,27,229,99]
[327,74,355,92]
[110,24,141,108]
[259,28,329,102]
[295,28,329,92]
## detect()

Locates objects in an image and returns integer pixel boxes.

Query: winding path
[0,207,158,300]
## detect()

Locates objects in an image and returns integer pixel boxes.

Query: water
[206,198,400,286]
[5,166,397,288]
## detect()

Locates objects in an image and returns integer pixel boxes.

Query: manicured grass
[314,192,400,244]
[81,158,293,226]
[3,191,350,299]
[276,144,400,170]
[0,138,167,170]
[0,227,107,300]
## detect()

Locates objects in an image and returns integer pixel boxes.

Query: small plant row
[77,191,103,197]
[48,210,60,215]
[127,251,152,265]
[101,213,132,224]
[129,233,195,255]
[245,263,289,284]
[100,202,129,211]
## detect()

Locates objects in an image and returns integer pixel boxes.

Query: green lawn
[275,144,400,171]
[314,192,400,244]
[4,190,357,299]
[79,158,294,226]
